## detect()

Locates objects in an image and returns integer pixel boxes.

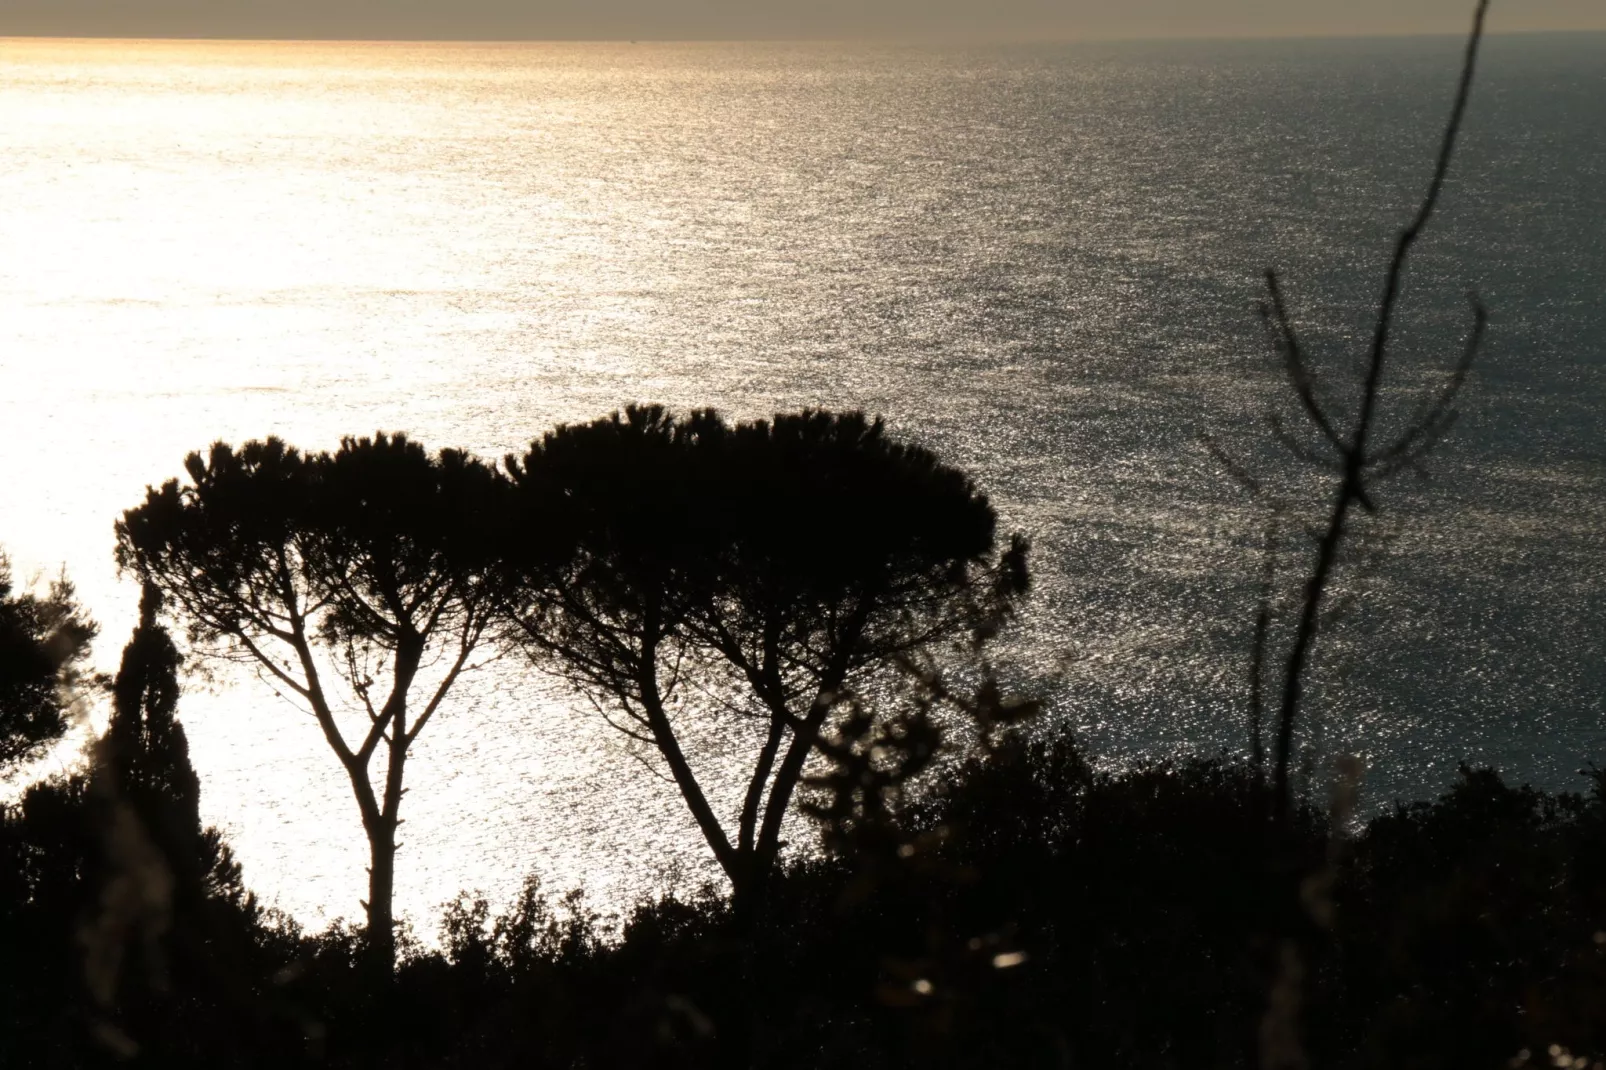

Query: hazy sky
[2,0,1603,41]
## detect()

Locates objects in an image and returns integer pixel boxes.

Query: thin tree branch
[1268,0,1489,825]
[1372,292,1487,471]
[1356,0,1489,461]
[1263,274,1346,452]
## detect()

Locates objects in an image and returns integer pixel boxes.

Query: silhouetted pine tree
[118,435,503,972]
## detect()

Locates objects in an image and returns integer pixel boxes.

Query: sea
[0,33,1602,930]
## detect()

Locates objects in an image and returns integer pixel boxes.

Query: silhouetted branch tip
[1263,270,1345,451]
[1202,434,1264,497]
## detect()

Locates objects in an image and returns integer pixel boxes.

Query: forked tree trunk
[362,634,422,973]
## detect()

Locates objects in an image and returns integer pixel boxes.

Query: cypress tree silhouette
[75,581,273,1063]
[104,582,199,837]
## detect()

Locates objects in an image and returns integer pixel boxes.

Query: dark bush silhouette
[221,726,1598,1070]
[0,583,285,1067]
[5,680,1605,1068]
[1324,766,1606,1067]
[115,434,502,970]
[0,553,96,771]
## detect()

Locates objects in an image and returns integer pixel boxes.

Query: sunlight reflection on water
[0,35,1602,930]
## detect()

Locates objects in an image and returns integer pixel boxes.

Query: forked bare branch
[1247,0,1491,825]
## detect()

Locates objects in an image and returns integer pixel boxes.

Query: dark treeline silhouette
[7,677,1606,1067]
[3,398,1602,1067]
[1,579,293,1066]
[5,407,1605,1067]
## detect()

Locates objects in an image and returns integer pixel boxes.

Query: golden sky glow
[1,0,1603,40]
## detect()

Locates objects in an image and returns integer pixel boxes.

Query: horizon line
[3,26,1602,46]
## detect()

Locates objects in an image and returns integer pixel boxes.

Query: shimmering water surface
[1,35,1602,928]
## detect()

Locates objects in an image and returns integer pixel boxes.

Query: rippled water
[1,34,1602,929]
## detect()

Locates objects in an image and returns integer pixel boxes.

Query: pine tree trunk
[366,820,397,971]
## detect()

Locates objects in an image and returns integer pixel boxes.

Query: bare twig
[1256,0,1490,824]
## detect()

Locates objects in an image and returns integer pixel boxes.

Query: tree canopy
[116,433,502,969]
[498,406,1028,905]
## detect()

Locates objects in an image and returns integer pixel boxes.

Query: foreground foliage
[5,716,1605,1068]
[0,555,96,769]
